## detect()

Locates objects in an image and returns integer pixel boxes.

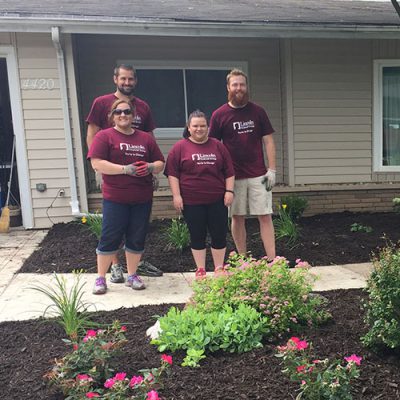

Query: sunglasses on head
[112,108,132,116]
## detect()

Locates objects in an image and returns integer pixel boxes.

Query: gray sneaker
[110,263,125,283]
[93,276,107,295]
[125,273,146,290]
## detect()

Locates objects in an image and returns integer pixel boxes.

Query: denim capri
[96,199,152,255]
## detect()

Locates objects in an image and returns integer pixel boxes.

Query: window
[119,61,247,137]
[373,60,400,171]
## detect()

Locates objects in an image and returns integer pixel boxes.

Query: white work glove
[122,164,138,176]
[261,169,276,191]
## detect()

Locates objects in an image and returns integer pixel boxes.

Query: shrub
[81,212,102,239]
[276,337,361,400]
[280,195,308,221]
[191,255,330,337]
[164,217,190,252]
[393,197,400,213]
[152,303,267,367]
[274,204,300,248]
[362,244,400,349]
[350,222,372,233]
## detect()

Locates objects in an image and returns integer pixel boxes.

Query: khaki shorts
[230,175,273,216]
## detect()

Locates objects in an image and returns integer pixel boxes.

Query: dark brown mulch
[1,289,400,399]
[20,211,400,274]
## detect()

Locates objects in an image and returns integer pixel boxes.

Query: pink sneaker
[195,268,207,279]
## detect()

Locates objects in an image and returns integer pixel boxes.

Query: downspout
[51,26,81,216]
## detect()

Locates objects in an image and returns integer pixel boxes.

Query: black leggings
[182,199,228,250]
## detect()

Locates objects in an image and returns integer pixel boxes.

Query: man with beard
[209,68,276,260]
[86,64,162,283]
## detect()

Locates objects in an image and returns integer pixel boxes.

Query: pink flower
[83,329,97,342]
[289,337,300,344]
[76,374,92,381]
[114,372,127,381]
[161,354,173,365]
[301,380,306,386]
[146,390,160,400]
[86,393,100,398]
[120,326,127,332]
[72,343,79,351]
[344,354,362,366]
[130,375,144,388]
[104,378,116,388]
[296,365,307,373]
[312,359,321,364]
[296,340,308,350]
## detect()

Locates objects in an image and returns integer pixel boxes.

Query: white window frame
[118,60,248,138]
[373,59,400,172]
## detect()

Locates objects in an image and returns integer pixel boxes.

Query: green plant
[164,217,190,252]
[276,337,361,400]
[181,348,206,367]
[31,271,98,340]
[280,195,308,221]
[274,204,300,248]
[192,254,330,337]
[362,244,400,349]
[81,212,103,239]
[350,222,372,233]
[152,303,267,367]
[393,197,400,213]
[45,322,128,395]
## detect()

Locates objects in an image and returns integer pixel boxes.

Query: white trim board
[0,45,34,228]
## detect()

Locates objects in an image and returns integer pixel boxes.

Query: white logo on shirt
[120,143,146,157]
[192,153,217,165]
[232,119,255,134]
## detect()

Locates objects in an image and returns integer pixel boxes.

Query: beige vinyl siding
[0,33,12,45]
[16,33,72,228]
[75,35,282,189]
[291,39,373,185]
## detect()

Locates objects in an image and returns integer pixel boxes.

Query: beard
[228,90,249,107]
[118,84,135,96]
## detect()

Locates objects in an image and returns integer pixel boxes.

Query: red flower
[161,354,173,365]
[86,392,100,398]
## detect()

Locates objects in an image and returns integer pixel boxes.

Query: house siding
[75,35,283,190]
[16,33,73,228]
[291,39,374,185]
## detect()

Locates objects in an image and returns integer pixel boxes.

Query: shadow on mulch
[1,289,400,399]
[20,211,400,274]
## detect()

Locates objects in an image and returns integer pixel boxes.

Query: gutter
[51,26,80,216]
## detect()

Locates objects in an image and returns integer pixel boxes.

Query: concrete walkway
[0,229,374,322]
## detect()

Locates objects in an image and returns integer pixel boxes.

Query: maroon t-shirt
[87,128,164,204]
[164,137,234,205]
[209,101,274,179]
[86,93,156,132]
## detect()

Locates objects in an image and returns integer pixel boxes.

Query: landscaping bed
[1,289,400,399]
[20,211,400,274]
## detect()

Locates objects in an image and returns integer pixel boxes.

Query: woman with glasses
[164,110,235,279]
[87,99,165,294]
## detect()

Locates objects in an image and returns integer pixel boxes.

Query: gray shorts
[230,175,273,216]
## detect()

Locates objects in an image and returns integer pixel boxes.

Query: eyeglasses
[112,108,132,116]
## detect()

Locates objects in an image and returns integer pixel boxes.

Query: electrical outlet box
[36,183,47,192]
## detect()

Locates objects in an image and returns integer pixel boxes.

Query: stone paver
[0,229,374,322]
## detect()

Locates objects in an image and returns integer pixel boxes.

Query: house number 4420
[22,79,55,90]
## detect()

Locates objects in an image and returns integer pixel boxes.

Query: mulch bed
[1,289,400,399]
[20,211,400,274]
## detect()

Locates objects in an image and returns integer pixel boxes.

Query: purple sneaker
[125,273,146,290]
[93,276,107,295]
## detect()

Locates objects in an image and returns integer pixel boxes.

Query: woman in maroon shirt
[164,110,235,278]
[88,99,165,294]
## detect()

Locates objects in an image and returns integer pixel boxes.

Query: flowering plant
[276,337,361,400]
[274,203,300,248]
[45,321,128,395]
[192,254,330,338]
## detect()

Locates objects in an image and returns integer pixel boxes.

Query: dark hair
[226,68,248,85]
[114,64,137,80]
[108,99,135,125]
[183,110,208,138]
